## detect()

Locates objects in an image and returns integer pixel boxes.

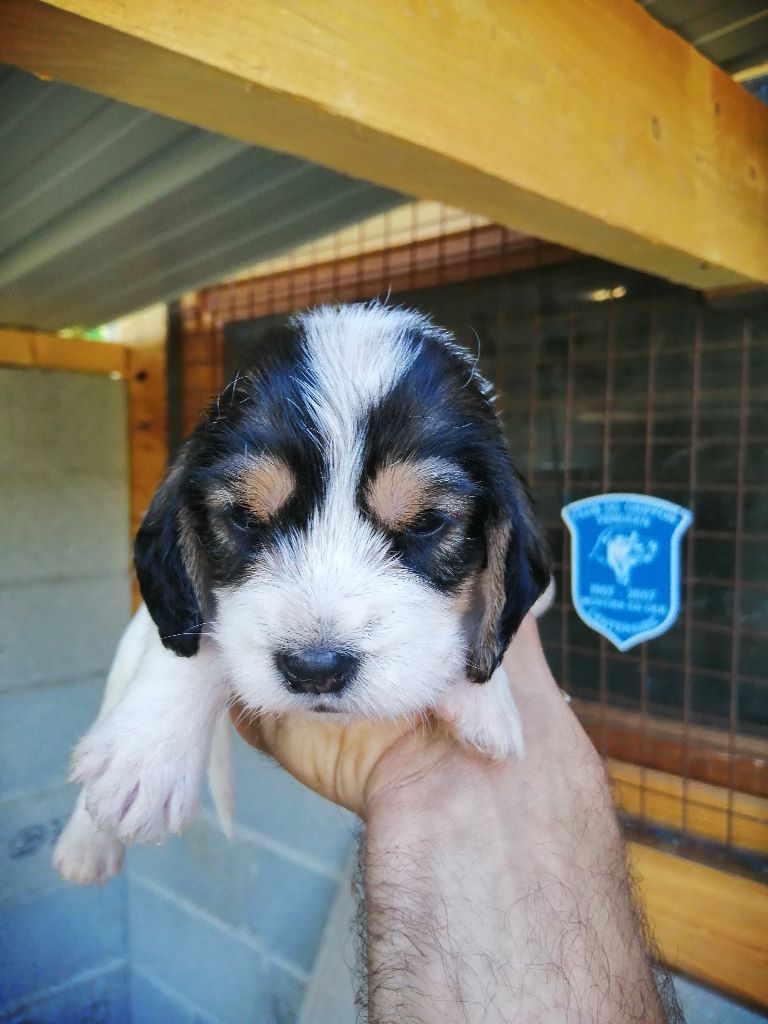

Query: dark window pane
[571,310,610,361]
[738,681,768,735]
[613,356,648,400]
[653,306,696,353]
[738,635,768,681]
[747,395,768,437]
[697,397,741,440]
[700,346,743,392]
[646,666,684,713]
[539,316,569,363]
[691,582,735,624]
[652,442,692,484]
[613,305,651,354]
[742,540,768,584]
[745,443,768,486]
[572,361,608,403]
[537,612,561,647]
[569,650,600,699]
[693,537,735,581]
[607,658,642,708]
[744,492,768,534]
[544,645,562,680]
[691,626,732,674]
[697,442,739,485]
[701,307,744,348]
[653,394,692,438]
[741,588,768,631]
[691,675,731,727]
[694,491,737,532]
[570,405,605,446]
[568,611,601,651]
[747,345,768,392]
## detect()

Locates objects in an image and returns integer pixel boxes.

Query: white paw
[437,667,524,760]
[71,708,206,844]
[52,794,124,884]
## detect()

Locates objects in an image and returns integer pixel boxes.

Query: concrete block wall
[127,736,356,1023]
[0,368,132,1023]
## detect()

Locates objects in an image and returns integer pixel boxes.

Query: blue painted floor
[674,976,767,1024]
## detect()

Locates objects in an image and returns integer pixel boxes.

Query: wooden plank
[0,328,127,375]
[2,0,766,289]
[575,699,768,798]
[610,761,768,855]
[126,344,167,609]
[630,841,768,1007]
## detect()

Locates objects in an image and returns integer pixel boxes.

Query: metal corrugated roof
[639,0,768,74]
[0,64,403,331]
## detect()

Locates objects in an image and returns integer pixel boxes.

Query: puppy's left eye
[404,510,450,539]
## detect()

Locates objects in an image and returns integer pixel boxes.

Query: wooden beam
[2,1,766,290]
[574,700,768,798]
[0,327,128,375]
[630,842,768,1008]
[611,761,768,856]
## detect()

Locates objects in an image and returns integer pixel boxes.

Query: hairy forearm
[363,754,676,1024]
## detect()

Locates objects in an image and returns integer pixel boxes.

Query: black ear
[467,459,551,683]
[134,459,204,657]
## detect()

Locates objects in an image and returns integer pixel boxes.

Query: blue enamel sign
[561,493,693,651]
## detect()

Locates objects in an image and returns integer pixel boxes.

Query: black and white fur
[54,303,551,883]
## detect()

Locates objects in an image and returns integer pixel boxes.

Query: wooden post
[125,344,167,608]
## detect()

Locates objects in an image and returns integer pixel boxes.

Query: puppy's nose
[275,648,359,695]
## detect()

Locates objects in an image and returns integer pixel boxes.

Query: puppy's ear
[134,456,203,658]
[467,461,551,683]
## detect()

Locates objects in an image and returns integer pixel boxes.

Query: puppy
[54,303,550,883]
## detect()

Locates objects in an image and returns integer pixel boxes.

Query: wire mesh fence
[178,204,768,868]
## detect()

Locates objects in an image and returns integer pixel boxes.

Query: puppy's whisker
[160,624,206,641]
[463,328,482,388]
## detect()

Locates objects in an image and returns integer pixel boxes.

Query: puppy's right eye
[229,504,264,534]
[403,510,450,539]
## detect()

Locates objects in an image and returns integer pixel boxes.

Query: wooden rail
[631,842,768,1007]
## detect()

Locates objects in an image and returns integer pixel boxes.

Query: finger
[229,700,270,754]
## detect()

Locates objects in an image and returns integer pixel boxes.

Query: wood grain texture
[2,0,766,288]
[0,328,128,375]
[630,842,768,1007]
[611,760,768,855]
[576,700,768,798]
[126,344,167,608]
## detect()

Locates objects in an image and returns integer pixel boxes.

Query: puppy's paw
[71,710,206,844]
[437,667,524,760]
[52,797,124,884]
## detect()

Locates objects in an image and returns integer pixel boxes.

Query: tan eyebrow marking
[366,458,469,531]
[238,456,295,522]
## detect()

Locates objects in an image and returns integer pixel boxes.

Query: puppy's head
[135,304,550,718]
